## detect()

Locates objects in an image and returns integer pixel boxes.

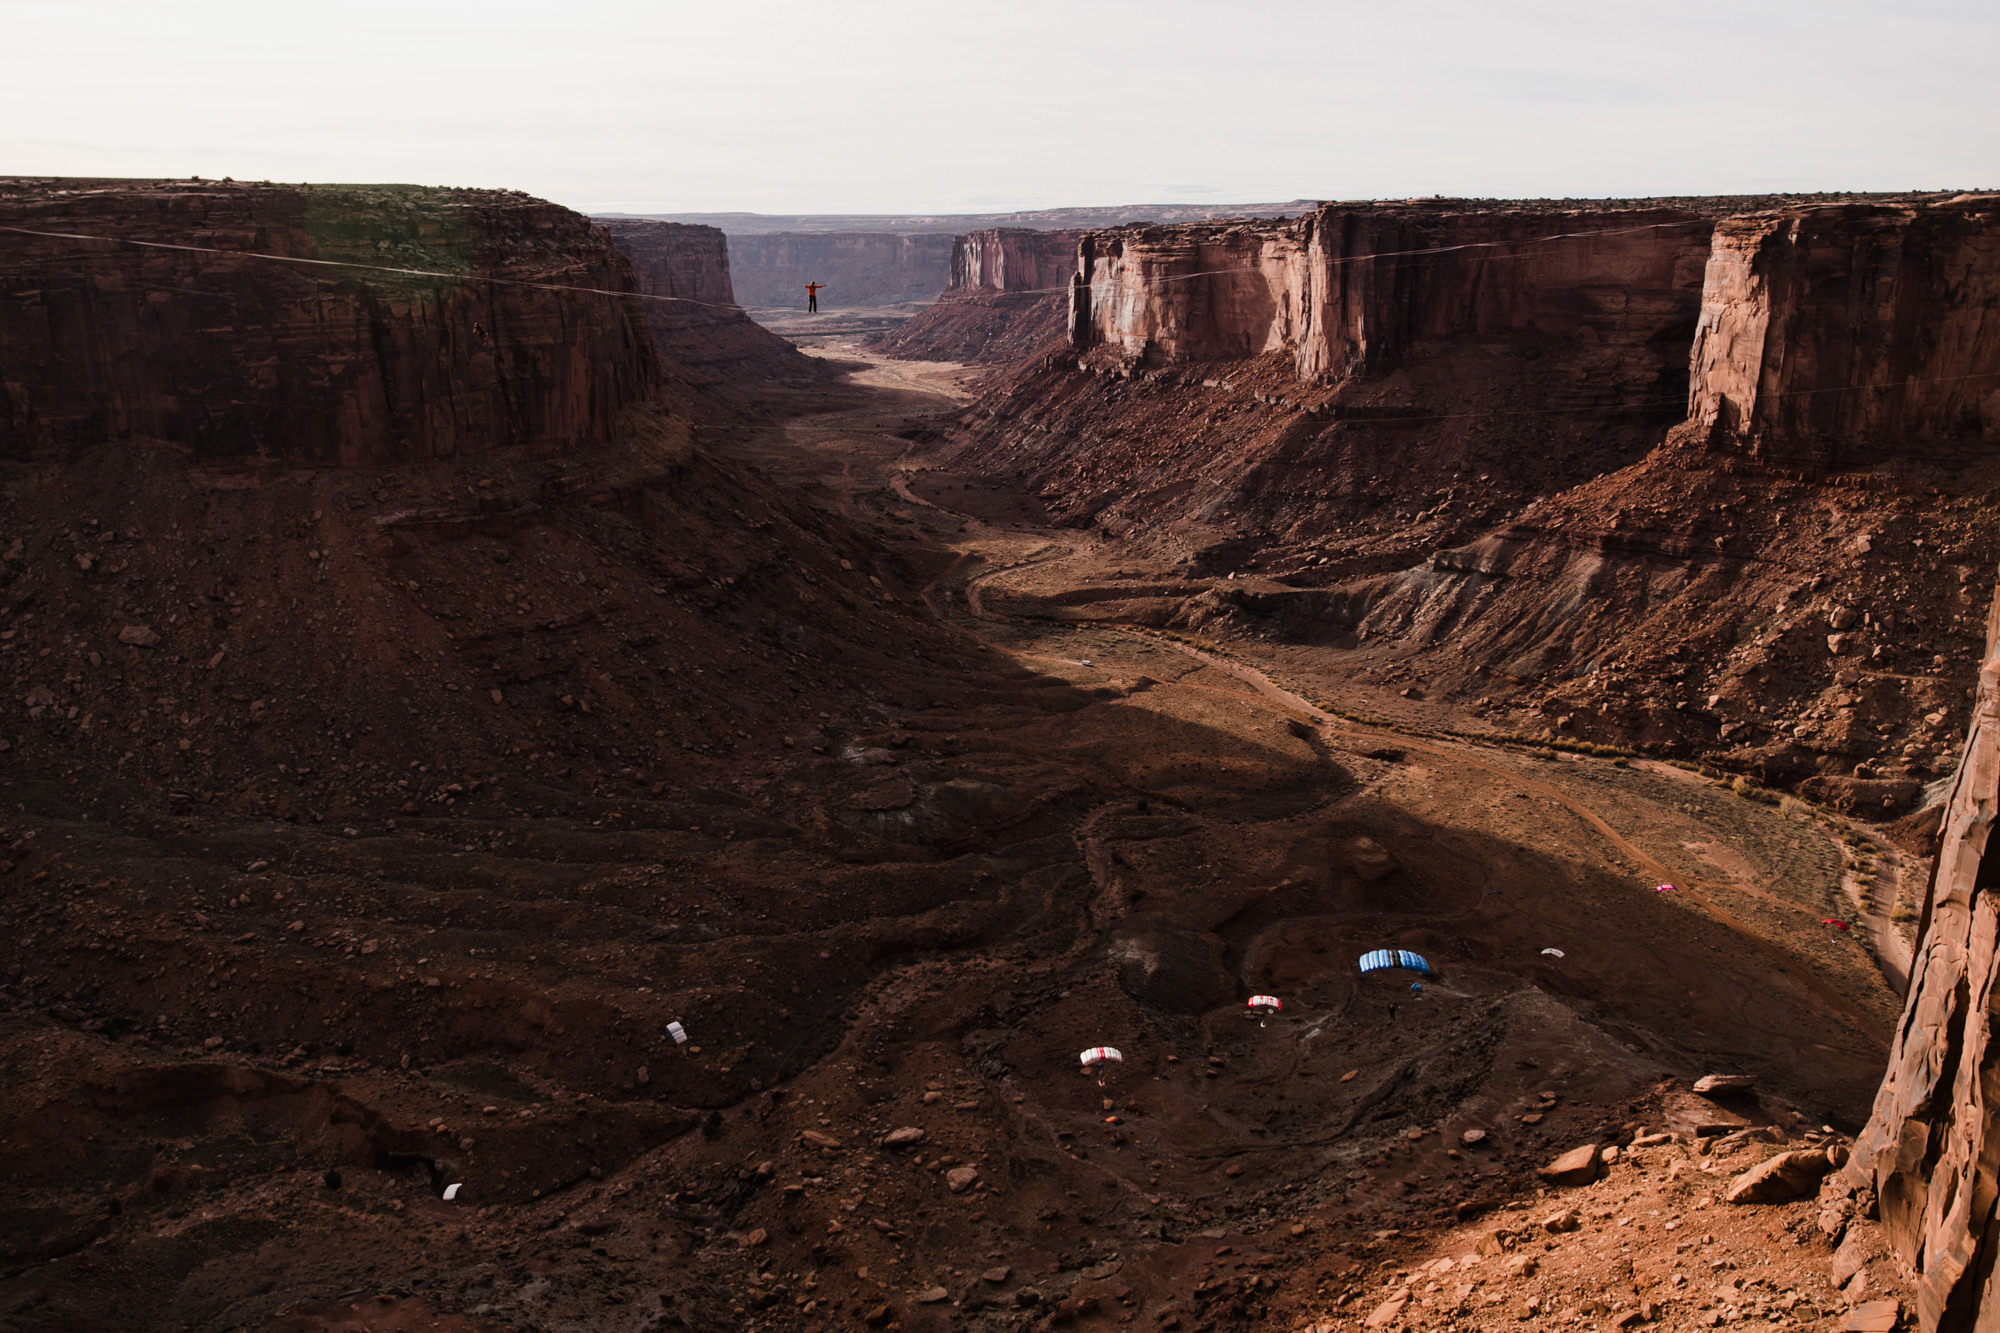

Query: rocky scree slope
[928,194,2000,808]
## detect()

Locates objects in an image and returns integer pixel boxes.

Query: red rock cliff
[1069,221,1310,365]
[872,228,1081,366]
[1686,198,2000,467]
[951,227,1081,294]
[0,177,660,466]
[599,218,824,381]
[1069,203,1712,399]
[1849,570,2000,1331]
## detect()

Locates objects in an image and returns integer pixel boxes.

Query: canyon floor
[0,342,1921,1332]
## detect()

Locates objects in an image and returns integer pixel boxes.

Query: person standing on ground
[805,281,825,312]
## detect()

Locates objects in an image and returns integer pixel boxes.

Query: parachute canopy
[1655,883,1677,893]
[1359,949,1433,976]
[1821,918,1852,931]
[442,1182,463,1202]
[1079,1046,1123,1068]
[666,1021,688,1045]
[1247,995,1283,1011]
[1541,948,1565,959]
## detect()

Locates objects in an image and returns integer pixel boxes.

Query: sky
[5,0,1996,216]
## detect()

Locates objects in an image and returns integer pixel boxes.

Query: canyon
[0,175,1992,1333]
[870,228,1083,366]
[916,194,2000,812]
[603,203,1315,319]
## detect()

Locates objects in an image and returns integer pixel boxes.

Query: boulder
[1541,1208,1581,1233]
[1348,837,1399,881]
[118,625,160,647]
[1692,1073,1757,1095]
[945,1165,978,1193]
[880,1126,926,1148]
[1364,1292,1408,1327]
[1831,1230,1876,1287]
[1839,1299,1899,1332]
[1725,1150,1833,1204]
[1537,1144,1602,1187]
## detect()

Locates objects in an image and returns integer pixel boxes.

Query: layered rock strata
[931,194,1999,790]
[0,177,659,466]
[1688,199,2000,466]
[873,227,1081,365]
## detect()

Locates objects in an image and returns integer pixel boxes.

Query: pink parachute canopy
[1247,995,1283,1010]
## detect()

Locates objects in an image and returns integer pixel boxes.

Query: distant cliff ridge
[0,178,659,466]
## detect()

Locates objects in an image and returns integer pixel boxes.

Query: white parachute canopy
[1247,995,1283,1011]
[442,1182,463,1202]
[1541,948,1565,959]
[666,1020,688,1046]
[1079,1046,1123,1069]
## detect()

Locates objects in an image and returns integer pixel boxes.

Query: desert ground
[0,338,1916,1332]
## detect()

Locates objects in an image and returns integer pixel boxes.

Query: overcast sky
[5,0,1995,215]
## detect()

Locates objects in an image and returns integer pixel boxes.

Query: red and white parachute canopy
[1247,995,1283,1012]
[1079,1046,1123,1070]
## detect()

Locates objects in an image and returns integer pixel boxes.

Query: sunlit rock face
[1687,198,2000,468]
[0,177,660,466]
[1851,572,2000,1333]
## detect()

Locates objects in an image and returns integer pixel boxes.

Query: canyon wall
[872,227,1080,366]
[934,193,1998,796]
[1069,203,1713,402]
[723,230,957,309]
[599,219,825,381]
[1849,570,2000,1332]
[1687,198,2000,466]
[1070,221,1310,365]
[952,227,1082,294]
[0,178,660,467]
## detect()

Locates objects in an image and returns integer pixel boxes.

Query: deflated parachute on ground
[1359,949,1432,976]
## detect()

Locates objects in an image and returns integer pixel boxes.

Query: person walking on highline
[805,281,825,313]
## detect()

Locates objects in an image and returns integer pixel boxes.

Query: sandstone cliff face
[1850,573,2000,1332]
[1688,198,2000,466]
[599,219,824,382]
[0,178,660,466]
[872,228,1080,366]
[933,194,1999,791]
[1070,222,1309,365]
[952,227,1081,294]
[724,230,956,309]
[1069,203,1711,402]
[1295,204,1711,390]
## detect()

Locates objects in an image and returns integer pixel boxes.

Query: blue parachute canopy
[1359,949,1433,976]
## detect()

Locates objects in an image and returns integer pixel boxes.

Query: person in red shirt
[805,281,825,312]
